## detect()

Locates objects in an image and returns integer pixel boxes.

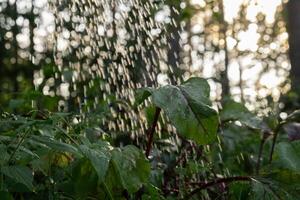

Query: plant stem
[256,135,266,175]
[8,128,30,164]
[268,122,284,164]
[102,182,114,200]
[145,107,161,158]
[184,176,252,200]
[268,133,278,164]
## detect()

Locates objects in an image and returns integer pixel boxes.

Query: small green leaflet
[30,135,79,155]
[220,99,261,129]
[135,87,154,106]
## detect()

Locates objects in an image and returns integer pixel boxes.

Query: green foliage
[78,142,111,182]
[1,77,300,199]
[137,77,218,145]
[0,191,14,200]
[0,110,150,199]
[220,99,262,129]
[108,145,150,194]
[1,165,34,191]
[286,109,300,122]
[274,141,300,171]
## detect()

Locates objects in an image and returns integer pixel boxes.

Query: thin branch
[238,58,245,103]
[8,128,30,164]
[268,121,285,164]
[256,134,266,175]
[145,107,161,158]
[184,176,252,200]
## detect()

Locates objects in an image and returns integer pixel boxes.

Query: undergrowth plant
[0,77,300,199]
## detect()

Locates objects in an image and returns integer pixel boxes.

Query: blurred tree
[219,0,230,98]
[287,0,300,90]
[0,0,62,112]
[0,0,34,108]
[0,0,291,114]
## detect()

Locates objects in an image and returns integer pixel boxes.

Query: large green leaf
[79,142,112,182]
[151,77,218,144]
[263,169,300,188]
[1,165,34,191]
[64,159,99,199]
[228,182,251,200]
[250,180,279,200]
[274,141,300,171]
[108,145,150,194]
[220,99,261,129]
[30,135,79,155]
[255,170,300,200]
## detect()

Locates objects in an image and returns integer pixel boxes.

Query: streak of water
[50,0,182,142]
[48,0,289,143]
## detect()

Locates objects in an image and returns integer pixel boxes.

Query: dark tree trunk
[219,0,230,98]
[287,0,300,90]
[12,0,19,95]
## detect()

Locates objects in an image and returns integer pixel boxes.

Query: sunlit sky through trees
[0,0,289,111]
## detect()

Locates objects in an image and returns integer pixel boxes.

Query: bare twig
[8,128,30,164]
[268,121,285,164]
[184,176,252,200]
[256,137,265,175]
[256,130,270,174]
[145,107,161,158]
